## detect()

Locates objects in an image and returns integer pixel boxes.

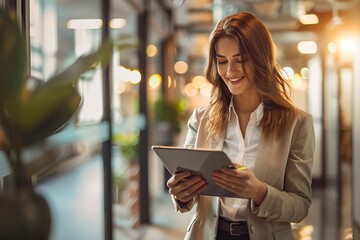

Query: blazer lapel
[253,135,272,183]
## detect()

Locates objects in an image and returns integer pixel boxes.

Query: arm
[169,107,206,212]
[252,113,315,222]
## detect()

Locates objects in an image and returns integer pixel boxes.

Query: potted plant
[112,131,139,163]
[153,96,188,144]
[0,8,133,239]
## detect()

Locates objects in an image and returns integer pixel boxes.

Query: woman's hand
[212,167,267,205]
[167,171,208,203]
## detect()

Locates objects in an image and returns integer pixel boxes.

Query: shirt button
[250,224,256,234]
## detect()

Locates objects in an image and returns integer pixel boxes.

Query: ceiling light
[297,41,317,54]
[299,14,319,25]
[67,19,103,29]
[109,18,127,29]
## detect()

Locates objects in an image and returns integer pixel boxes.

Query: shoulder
[293,107,313,123]
[187,105,211,131]
[291,107,314,136]
[190,104,211,120]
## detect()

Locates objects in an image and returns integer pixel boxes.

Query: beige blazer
[172,105,315,240]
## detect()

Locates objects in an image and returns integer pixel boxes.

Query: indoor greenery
[112,131,139,163]
[153,96,188,135]
[0,8,135,239]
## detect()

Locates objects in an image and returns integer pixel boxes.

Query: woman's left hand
[212,167,267,205]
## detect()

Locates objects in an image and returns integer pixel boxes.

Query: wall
[353,38,360,239]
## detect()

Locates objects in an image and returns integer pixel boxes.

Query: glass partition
[29,0,106,239]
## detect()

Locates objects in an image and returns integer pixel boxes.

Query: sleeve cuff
[172,196,196,213]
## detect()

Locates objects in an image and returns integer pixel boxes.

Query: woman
[167,12,315,240]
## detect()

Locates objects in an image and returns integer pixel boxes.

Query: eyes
[216,57,247,65]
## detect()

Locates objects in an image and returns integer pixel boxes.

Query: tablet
[152,145,237,197]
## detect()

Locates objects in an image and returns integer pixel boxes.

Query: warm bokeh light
[117,66,131,81]
[174,61,188,74]
[67,18,128,29]
[109,18,127,29]
[184,83,198,97]
[149,73,162,89]
[199,83,212,97]
[192,75,208,89]
[300,67,310,79]
[147,44,158,57]
[328,42,337,54]
[116,66,141,84]
[297,41,317,54]
[167,75,172,88]
[113,80,126,94]
[299,14,319,25]
[340,38,357,52]
[281,67,294,80]
[67,19,103,29]
[292,73,307,91]
[130,70,141,84]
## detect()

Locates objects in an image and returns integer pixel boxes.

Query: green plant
[0,8,136,239]
[0,10,113,179]
[113,131,139,162]
[153,96,188,134]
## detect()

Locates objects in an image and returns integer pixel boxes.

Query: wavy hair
[204,12,295,140]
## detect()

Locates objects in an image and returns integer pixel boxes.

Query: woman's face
[215,37,256,97]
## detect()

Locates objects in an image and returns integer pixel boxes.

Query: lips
[228,76,245,83]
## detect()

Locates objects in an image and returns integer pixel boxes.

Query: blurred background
[0,0,359,239]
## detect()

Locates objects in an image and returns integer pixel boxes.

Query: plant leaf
[5,39,114,134]
[0,9,26,104]
[20,86,81,146]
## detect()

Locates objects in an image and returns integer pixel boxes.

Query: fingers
[175,180,208,202]
[169,175,206,195]
[212,168,253,197]
[167,171,191,188]
[218,167,249,176]
[167,171,208,202]
[212,168,247,184]
[213,178,237,194]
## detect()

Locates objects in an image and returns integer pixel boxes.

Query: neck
[233,93,261,115]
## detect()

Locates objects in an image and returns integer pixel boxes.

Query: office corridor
[36,151,353,240]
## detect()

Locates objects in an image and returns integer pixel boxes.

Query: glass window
[29,1,105,239]
[30,0,103,124]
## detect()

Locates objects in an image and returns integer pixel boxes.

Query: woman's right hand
[167,171,208,203]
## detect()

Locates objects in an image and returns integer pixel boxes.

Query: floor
[35,153,353,240]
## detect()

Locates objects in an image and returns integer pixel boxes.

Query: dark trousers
[216,229,250,240]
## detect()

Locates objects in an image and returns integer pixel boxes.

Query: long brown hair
[204,12,295,140]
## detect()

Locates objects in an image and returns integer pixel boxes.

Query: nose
[226,61,239,77]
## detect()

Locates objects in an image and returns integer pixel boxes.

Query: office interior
[0,0,359,239]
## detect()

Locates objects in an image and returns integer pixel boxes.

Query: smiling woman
[215,37,256,102]
[166,12,315,240]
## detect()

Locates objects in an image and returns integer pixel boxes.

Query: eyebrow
[215,53,242,58]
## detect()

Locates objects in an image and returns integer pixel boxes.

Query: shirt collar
[228,96,264,122]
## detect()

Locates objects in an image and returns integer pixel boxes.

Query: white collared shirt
[219,98,263,221]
